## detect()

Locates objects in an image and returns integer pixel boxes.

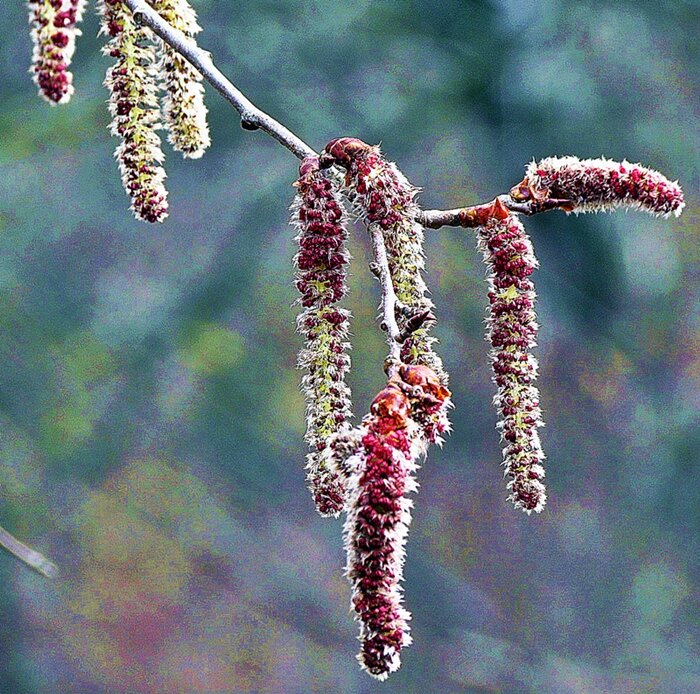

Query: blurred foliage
[0,0,698,692]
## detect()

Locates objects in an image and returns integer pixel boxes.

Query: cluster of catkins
[292,142,683,678]
[478,157,684,515]
[29,5,686,675]
[28,0,210,222]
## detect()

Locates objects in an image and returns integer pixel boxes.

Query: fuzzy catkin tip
[292,156,353,517]
[100,0,169,223]
[476,201,546,514]
[321,138,449,388]
[28,0,87,105]
[524,156,684,218]
[342,365,451,679]
[150,0,211,158]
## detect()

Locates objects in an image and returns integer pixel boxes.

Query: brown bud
[370,385,410,427]
[321,137,373,168]
[399,364,451,403]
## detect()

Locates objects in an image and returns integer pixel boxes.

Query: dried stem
[0,525,57,578]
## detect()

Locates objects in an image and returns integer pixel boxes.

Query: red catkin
[520,156,684,218]
[476,200,546,514]
[341,365,450,679]
[292,157,353,517]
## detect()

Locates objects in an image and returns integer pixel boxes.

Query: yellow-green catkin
[100,0,169,223]
[151,0,211,158]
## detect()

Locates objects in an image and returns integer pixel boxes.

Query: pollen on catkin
[341,365,451,680]
[149,0,211,158]
[522,156,685,218]
[476,199,546,514]
[292,157,353,517]
[99,0,169,223]
[28,0,87,104]
[320,138,449,386]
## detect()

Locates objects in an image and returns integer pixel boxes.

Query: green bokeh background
[1,1,698,692]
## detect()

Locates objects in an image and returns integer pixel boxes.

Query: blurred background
[0,0,698,692]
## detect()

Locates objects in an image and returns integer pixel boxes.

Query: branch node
[397,309,435,343]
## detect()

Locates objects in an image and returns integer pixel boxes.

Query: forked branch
[122,0,601,228]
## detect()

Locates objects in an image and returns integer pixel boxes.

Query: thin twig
[0,525,57,578]
[369,226,402,366]
[123,0,315,160]
[420,194,576,229]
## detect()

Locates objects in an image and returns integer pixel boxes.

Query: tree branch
[124,0,580,233]
[121,0,580,371]
[0,525,57,578]
[125,0,414,363]
[123,0,316,160]
[129,1,680,238]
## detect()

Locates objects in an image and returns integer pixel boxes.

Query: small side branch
[123,0,315,160]
[420,194,576,229]
[369,226,402,368]
[0,525,57,578]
